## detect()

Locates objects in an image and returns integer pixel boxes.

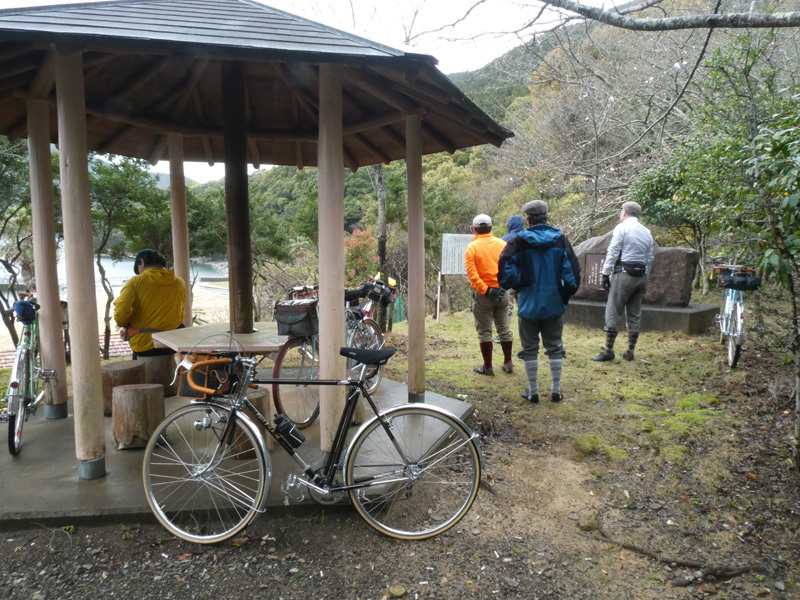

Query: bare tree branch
[541,0,800,31]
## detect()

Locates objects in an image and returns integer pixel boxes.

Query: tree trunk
[97,256,114,360]
[374,164,389,332]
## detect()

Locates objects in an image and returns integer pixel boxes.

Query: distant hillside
[152,172,198,190]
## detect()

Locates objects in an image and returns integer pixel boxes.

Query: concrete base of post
[77,456,106,480]
[45,403,68,420]
[409,392,425,403]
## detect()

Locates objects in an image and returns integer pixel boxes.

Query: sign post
[438,234,473,321]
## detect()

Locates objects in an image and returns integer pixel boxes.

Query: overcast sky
[3,0,538,182]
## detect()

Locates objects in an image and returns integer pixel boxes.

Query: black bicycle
[142,347,481,544]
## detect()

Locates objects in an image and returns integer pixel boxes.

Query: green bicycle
[2,300,57,455]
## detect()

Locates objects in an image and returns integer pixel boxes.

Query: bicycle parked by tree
[712,264,761,368]
[2,300,57,455]
[142,345,481,544]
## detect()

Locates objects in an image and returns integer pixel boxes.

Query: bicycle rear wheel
[7,347,31,456]
[728,302,743,368]
[272,336,320,429]
[345,405,481,540]
[143,403,269,544]
[346,318,383,394]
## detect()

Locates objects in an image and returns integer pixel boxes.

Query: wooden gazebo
[0,0,512,478]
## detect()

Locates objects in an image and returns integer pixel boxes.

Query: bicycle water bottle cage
[13,300,36,325]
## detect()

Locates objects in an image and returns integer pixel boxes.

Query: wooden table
[152,322,288,359]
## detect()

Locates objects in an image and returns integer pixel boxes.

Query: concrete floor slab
[0,380,473,530]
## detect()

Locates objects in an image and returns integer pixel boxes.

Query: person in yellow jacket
[114,249,186,358]
[464,214,513,376]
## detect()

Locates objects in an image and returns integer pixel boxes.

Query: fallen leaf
[232,537,250,546]
[176,554,191,560]
[746,473,757,480]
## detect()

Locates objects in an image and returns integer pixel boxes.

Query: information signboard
[440,234,474,275]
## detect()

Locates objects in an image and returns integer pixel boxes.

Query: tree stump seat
[112,383,165,450]
[137,353,178,396]
[101,360,146,416]
[232,386,274,457]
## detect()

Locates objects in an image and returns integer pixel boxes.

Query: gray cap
[522,200,549,217]
[472,213,492,227]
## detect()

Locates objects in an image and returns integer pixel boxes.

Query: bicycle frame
[187,354,468,500]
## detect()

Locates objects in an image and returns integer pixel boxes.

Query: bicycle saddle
[339,347,396,365]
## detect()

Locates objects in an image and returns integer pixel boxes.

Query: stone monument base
[564,300,719,335]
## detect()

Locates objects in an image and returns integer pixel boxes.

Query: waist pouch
[621,262,647,277]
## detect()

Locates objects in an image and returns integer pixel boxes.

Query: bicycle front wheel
[7,348,31,456]
[272,336,320,429]
[143,403,269,544]
[345,405,481,540]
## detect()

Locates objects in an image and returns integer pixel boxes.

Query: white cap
[472,214,492,227]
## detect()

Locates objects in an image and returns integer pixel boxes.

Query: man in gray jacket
[591,201,654,362]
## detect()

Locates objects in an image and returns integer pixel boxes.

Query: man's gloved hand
[485,287,506,302]
[602,274,611,291]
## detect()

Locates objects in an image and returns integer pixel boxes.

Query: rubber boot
[621,332,639,361]
[500,341,513,373]
[474,341,494,375]
[591,330,617,362]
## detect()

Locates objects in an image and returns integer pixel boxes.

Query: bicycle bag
[13,300,36,325]
[274,299,319,337]
[176,352,232,399]
[719,272,761,291]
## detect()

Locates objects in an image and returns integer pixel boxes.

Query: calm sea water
[54,253,227,287]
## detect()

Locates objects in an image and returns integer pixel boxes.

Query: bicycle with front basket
[712,264,761,368]
[2,300,57,455]
[142,346,481,544]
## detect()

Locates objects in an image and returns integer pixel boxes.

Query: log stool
[231,386,274,458]
[112,383,165,450]
[137,354,178,396]
[101,360,146,416]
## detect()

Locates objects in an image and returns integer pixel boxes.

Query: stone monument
[565,231,717,333]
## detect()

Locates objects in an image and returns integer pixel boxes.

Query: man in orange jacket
[465,214,513,376]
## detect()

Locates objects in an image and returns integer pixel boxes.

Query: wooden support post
[111,383,165,450]
[55,47,106,479]
[406,114,426,402]
[317,64,346,452]
[221,61,253,334]
[168,133,192,328]
[27,96,69,418]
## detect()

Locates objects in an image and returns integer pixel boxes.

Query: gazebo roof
[0,0,513,169]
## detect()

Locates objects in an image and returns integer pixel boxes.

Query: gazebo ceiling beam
[192,89,215,166]
[148,56,211,163]
[421,120,457,154]
[86,54,172,131]
[342,109,403,136]
[341,67,423,117]
[0,54,43,80]
[348,132,391,165]
[274,62,318,122]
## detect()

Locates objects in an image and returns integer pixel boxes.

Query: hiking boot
[474,365,495,376]
[521,389,539,403]
[591,349,615,362]
[501,361,513,374]
[621,349,635,361]
[551,392,563,403]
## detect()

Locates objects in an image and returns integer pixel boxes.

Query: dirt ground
[1,316,798,600]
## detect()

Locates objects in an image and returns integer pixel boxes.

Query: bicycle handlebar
[185,357,233,396]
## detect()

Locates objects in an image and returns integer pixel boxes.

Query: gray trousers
[517,314,565,360]
[472,289,512,343]
[604,273,648,333]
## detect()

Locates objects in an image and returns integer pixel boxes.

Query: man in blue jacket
[498,201,581,403]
